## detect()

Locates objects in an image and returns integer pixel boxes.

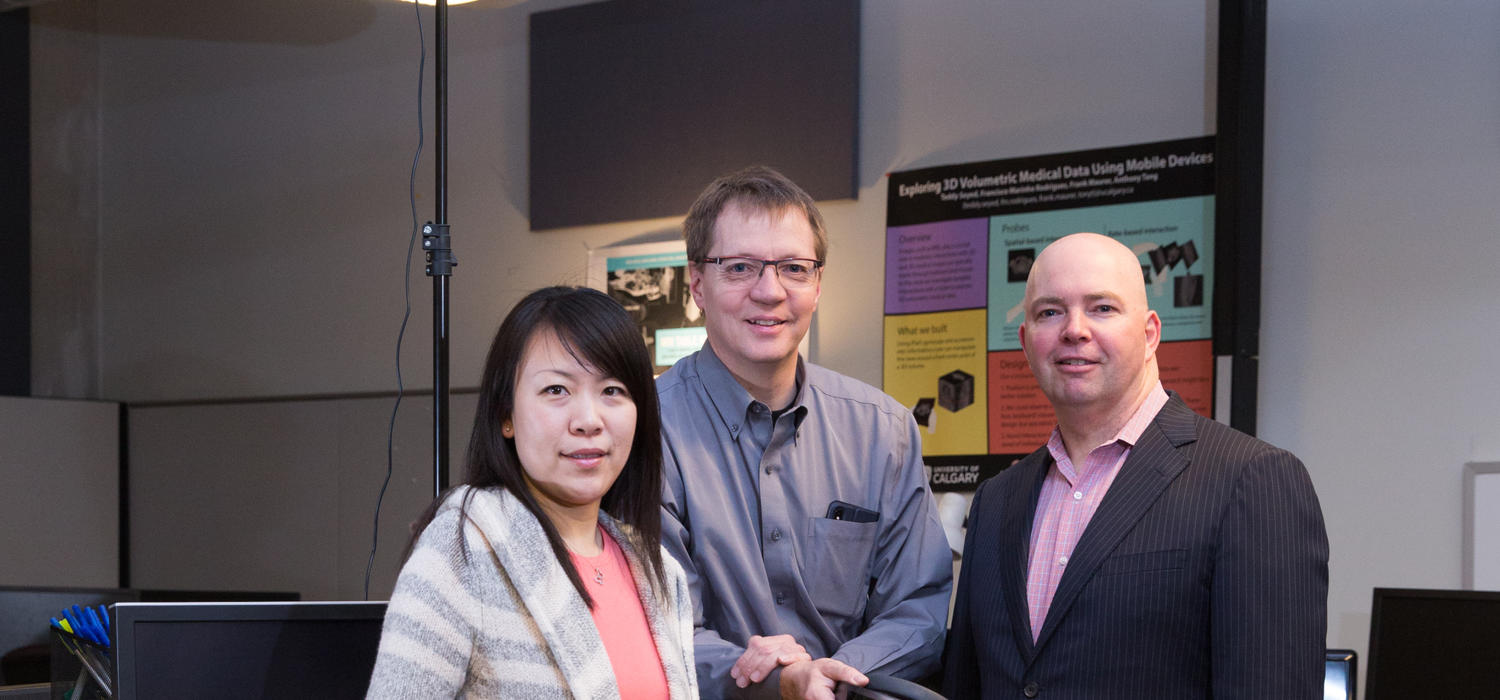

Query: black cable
[366,0,426,602]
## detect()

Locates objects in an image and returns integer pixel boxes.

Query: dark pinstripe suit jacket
[942,395,1329,699]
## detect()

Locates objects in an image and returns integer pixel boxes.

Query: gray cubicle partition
[0,398,120,590]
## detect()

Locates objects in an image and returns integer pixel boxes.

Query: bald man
[943,233,1329,699]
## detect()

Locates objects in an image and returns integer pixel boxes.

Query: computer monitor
[1366,587,1500,699]
[110,601,386,700]
[0,585,296,685]
[1324,648,1356,700]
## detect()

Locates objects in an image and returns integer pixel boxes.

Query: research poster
[587,241,707,374]
[884,137,1217,491]
[587,240,808,375]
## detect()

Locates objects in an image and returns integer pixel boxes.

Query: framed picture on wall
[1463,461,1500,590]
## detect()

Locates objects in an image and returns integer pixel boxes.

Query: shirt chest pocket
[801,517,879,623]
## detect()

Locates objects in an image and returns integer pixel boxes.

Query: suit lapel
[1031,397,1199,651]
[996,450,1053,663]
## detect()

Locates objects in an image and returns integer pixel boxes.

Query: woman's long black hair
[405,286,665,608]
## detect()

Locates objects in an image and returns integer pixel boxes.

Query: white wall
[24,0,1500,688]
[1259,0,1500,665]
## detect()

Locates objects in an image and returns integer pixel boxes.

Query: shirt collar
[1116,382,1170,447]
[1046,381,1170,460]
[693,342,809,433]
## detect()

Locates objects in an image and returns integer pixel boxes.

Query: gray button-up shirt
[658,344,952,698]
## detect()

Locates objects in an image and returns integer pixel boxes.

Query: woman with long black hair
[367,286,695,699]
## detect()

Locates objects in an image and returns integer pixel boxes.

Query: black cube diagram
[937,370,974,413]
[911,398,936,428]
[1148,247,1169,274]
[1174,274,1204,307]
[1179,240,1199,269]
[1163,241,1182,268]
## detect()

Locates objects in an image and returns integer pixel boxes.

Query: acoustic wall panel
[530,0,860,229]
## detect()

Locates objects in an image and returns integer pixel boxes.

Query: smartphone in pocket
[825,500,880,523]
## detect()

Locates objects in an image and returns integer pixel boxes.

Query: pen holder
[49,628,111,699]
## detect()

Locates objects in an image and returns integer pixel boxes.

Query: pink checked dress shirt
[1025,383,1169,640]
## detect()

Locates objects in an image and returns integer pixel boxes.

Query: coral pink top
[570,527,669,699]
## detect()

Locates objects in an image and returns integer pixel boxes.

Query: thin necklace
[571,527,607,585]
[569,551,606,585]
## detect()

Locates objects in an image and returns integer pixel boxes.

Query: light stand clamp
[423,222,457,276]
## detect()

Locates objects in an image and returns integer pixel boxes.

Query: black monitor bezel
[1366,587,1500,700]
[110,601,386,700]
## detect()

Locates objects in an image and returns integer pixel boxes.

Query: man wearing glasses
[658,166,952,700]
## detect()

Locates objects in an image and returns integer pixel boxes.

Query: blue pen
[66,607,85,640]
[83,608,104,645]
[79,606,100,641]
[84,606,110,647]
[66,606,99,645]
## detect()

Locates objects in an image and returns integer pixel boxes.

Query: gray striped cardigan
[366,485,697,699]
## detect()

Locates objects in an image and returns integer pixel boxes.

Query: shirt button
[775,592,786,605]
[1073,491,1083,500]
[1023,681,1039,698]
[1058,555,1069,567]
[764,464,775,474]
[770,529,783,542]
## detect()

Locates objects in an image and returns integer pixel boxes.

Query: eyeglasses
[697,257,825,288]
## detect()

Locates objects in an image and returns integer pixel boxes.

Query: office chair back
[835,673,947,700]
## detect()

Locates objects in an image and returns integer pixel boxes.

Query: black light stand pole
[423,0,456,499]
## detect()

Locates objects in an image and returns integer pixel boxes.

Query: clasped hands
[730,634,869,700]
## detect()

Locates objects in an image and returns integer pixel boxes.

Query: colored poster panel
[987,350,1053,454]
[1157,339,1214,418]
[987,195,1214,351]
[885,219,988,314]
[883,309,987,456]
[988,340,1214,455]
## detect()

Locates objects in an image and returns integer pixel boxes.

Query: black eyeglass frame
[694,256,826,278]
